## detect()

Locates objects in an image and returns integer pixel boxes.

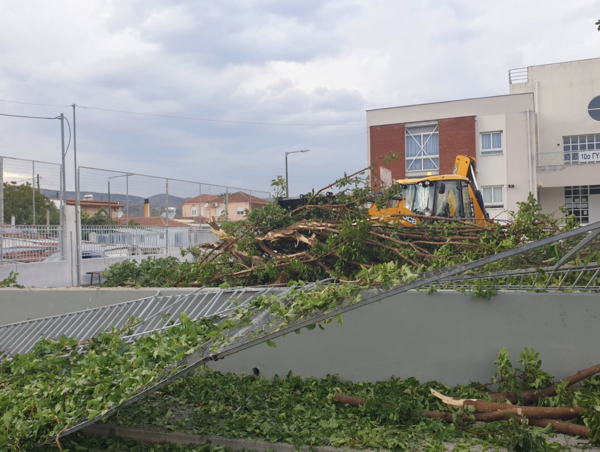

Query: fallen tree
[102,162,588,289]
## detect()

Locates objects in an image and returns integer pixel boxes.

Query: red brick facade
[369,123,405,188]
[369,116,476,186]
[438,116,476,174]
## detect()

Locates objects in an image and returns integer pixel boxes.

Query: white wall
[210,290,600,386]
[366,93,536,217]
[510,58,600,188]
[538,187,565,219]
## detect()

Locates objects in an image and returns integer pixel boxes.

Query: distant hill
[41,189,187,217]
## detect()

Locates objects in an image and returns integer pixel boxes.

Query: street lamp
[285,150,310,198]
[108,173,133,224]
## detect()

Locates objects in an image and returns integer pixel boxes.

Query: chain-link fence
[76,166,272,257]
[1,156,64,263]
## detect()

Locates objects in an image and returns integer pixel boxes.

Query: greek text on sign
[580,151,600,162]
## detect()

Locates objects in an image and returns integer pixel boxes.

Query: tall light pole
[285,150,310,198]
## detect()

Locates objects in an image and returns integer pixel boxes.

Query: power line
[0,112,60,120]
[76,104,365,126]
[0,98,365,126]
[0,99,70,108]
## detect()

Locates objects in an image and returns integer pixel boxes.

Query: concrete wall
[366,93,536,218]
[2,287,597,386]
[538,187,565,219]
[0,250,193,289]
[0,287,198,325]
[510,58,600,188]
[210,291,600,386]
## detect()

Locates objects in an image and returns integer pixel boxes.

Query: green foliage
[0,271,23,288]
[270,175,287,198]
[107,351,596,452]
[492,347,554,396]
[2,182,60,225]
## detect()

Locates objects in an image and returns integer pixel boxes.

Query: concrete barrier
[209,290,600,386]
[0,287,198,324]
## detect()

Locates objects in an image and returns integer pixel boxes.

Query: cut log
[425,411,590,437]
[528,419,590,437]
[488,363,600,404]
[333,393,365,406]
[430,389,583,419]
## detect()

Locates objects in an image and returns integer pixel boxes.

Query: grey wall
[2,287,597,386]
[210,290,600,386]
[0,287,198,325]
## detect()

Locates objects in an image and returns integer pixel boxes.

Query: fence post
[0,156,3,262]
[0,156,4,228]
[126,174,129,226]
[32,161,35,226]
[198,183,202,223]
[225,187,229,221]
[165,179,169,254]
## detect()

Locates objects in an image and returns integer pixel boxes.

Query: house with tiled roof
[67,199,124,219]
[181,192,270,221]
[115,217,189,227]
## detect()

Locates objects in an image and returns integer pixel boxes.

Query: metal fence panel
[1,155,63,263]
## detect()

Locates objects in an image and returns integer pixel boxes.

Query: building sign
[580,150,600,163]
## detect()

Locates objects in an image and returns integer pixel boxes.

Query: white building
[367,57,600,223]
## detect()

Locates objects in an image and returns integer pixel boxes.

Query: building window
[565,186,591,224]
[191,206,197,216]
[217,207,224,217]
[588,96,600,121]
[405,125,439,174]
[482,186,503,208]
[237,207,245,216]
[481,132,502,155]
[563,135,600,164]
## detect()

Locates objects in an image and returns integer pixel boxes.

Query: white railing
[81,225,218,258]
[0,225,62,264]
[508,67,528,84]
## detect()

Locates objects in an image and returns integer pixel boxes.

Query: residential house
[67,199,124,219]
[181,191,269,221]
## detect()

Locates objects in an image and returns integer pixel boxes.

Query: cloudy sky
[0,0,599,199]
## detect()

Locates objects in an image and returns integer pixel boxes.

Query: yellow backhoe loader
[368,155,490,226]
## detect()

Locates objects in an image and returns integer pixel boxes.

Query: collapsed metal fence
[1,221,599,439]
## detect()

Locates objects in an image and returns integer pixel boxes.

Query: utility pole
[60,114,66,259]
[73,104,81,286]
[36,174,40,192]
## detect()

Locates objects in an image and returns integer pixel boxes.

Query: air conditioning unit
[83,194,94,201]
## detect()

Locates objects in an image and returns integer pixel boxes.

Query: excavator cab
[368,155,490,226]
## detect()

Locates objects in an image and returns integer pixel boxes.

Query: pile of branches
[334,361,600,440]
[103,159,579,289]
